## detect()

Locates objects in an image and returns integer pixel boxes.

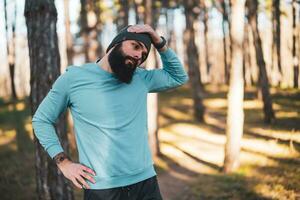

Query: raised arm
[137,47,189,92]
[127,24,189,92]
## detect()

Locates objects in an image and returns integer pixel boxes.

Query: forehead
[124,40,147,52]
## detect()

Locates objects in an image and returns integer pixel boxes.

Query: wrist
[57,159,72,172]
[153,36,167,50]
[152,37,162,45]
[150,31,161,44]
[54,152,71,168]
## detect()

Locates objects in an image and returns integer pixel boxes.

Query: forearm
[159,48,189,85]
[32,119,64,158]
[53,152,72,169]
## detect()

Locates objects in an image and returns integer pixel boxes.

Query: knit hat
[106,25,152,62]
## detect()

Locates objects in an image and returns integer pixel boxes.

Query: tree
[4,0,17,100]
[201,0,212,79]
[24,1,74,199]
[243,21,254,86]
[63,0,74,66]
[79,0,104,62]
[220,0,230,84]
[183,0,205,122]
[247,0,275,124]
[223,0,246,173]
[115,0,129,31]
[292,0,299,88]
[214,0,232,84]
[144,0,161,157]
[271,0,282,84]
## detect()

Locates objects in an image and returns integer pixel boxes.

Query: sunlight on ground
[0,129,16,146]
[160,122,298,172]
[0,87,299,199]
[25,122,34,140]
[159,86,300,199]
[248,127,300,142]
[161,107,192,121]
[15,102,26,111]
[203,98,227,109]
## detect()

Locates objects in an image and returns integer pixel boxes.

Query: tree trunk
[183,0,205,122]
[220,0,230,84]
[243,22,253,86]
[63,0,77,154]
[134,1,141,24]
[271,0,282,84]
[63,0,74,65]
[144,0,161,157]
[227,0,233,84]
[247,0,275,124]
[166,10,177,52]
[223,0,245,173]
[293,0,299,88]
[202,1,211,79]
[93,0,104,58]
[79,0,89,61]
[4,0,17,100]
[24,1,74,199]
[115,0,129,31]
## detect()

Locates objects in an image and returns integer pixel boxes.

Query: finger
[128,26,143,31]
[81,165,96,176]
[76,175,90,189]
[80,171,96,184]
[72,178,83,189]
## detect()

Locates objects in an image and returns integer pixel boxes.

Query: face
[121,40,148,67]
[108,40,148,84]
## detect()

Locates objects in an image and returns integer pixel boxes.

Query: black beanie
[106,25,152,62]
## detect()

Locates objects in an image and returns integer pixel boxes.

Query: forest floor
[0,84,299,200]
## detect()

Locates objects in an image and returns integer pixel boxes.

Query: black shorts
[83,176,163,200]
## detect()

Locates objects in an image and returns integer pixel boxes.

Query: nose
[132,51,142,60]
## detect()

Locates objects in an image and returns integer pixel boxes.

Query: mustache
[125,56,139,67]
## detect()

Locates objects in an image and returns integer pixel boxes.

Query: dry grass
[0,84,299,199]
[157,84,300,200]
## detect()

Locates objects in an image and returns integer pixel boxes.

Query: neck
[97,54,113,73]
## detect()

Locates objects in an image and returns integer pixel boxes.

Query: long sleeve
[137,48,189,93]
[32,69,71,158]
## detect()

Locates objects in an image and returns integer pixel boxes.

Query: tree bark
[183,0,205,122]
[271,0,282,84]
[79,0,90,61]
[220,0,230,84]
[166,9,177,52]
[202,1,211,79]
[247,0,275,124]
[24,1,74,199]
[144,0,161,157]
[134,0,141,24]
[63,0,74,65]
[223,0,245,173]
[292,0,299,88]
[4,0,17,100]
[115,0,129,31]
[243,22,253,86]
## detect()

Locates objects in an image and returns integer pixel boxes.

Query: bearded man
[32,24,189,200]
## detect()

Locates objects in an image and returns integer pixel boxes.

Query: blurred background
[0,0,299,199]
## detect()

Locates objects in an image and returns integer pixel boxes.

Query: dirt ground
[0,84,299,200]
[155,85,300,200]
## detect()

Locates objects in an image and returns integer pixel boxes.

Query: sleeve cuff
[158,48,174,59]
[47,145,64,159]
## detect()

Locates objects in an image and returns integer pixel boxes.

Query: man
[32,24,188,200]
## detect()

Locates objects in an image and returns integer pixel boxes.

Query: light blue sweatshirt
[32,48,189,189]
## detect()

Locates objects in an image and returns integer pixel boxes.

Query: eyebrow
[135,41,148,55]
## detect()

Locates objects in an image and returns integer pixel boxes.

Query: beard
[108,43,138,84]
